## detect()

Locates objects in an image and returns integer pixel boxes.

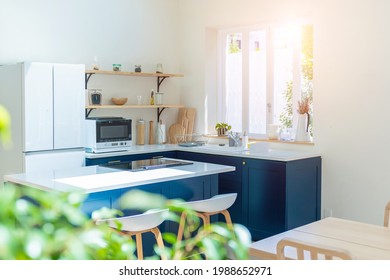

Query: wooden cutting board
[181,117,189,139]
[168,123,185,144]
[178,107,196,135]
[185,108,196,135]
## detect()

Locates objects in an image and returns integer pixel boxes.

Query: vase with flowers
[295,97,311,142]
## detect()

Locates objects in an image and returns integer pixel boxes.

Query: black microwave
[85,117,132,153]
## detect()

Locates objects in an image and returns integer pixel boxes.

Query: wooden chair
[177,193,237,242]
[276,237,352,260]
[96,209,168,260]
[384,201,390,227]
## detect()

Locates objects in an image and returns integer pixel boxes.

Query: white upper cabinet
[22,62,85,152]
[53,63,85,149]
[23,62,54,152]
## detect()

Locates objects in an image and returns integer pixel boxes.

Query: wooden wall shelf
[85,70,184,121]
[85,104,185,119]
[85,69,183,78]
[86,104,184,109]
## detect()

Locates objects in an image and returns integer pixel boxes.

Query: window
[218,23,313,138]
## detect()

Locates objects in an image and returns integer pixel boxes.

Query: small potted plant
[215,122,232,136]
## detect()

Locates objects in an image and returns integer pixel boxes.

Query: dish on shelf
[111,97,128,105]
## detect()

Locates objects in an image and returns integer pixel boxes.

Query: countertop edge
[85,144,321,162]
[4,162,235,194]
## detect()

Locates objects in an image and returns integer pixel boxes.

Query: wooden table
[249,217,390,260]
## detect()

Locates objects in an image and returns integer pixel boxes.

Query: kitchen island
[4,159,235,216]
[4,159,235,258]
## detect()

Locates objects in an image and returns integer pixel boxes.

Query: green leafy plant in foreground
[0,185,135,260]
[119,190,251,260]
[0,104,11,147]
[0,186,251,260]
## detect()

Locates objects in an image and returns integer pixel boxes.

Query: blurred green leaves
[121,189,251,260]
[0,105,11,148]
[0,186,250,260]
[0,185,135,260]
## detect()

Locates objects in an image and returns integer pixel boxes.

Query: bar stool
[177,193,237,242]
[96,208,168,260]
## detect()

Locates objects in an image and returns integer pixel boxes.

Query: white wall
[178,0,390,225]
[0,0,182,138]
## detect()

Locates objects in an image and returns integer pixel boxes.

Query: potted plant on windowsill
[215,122,232,136]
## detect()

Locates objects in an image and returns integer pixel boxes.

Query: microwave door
[97,120,131,143]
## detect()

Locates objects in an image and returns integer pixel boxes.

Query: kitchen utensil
[136,95,143,105]
[177,108,196,136]
[111,97,128,105]
[155,92,164,105]
[156,63,163,73]
[176,133,208,146]
[89,89,102,105]
[135,65,141,72]
[181,117,189,141]
[149,120,154,144]
[157,120,166,144]
[267,124,279,140]
[92,56,99,70]
[113,64,121,71]
[185,108,196,135]
[168,123,185,144]
[150,89,154,105]
[136,119,145,145]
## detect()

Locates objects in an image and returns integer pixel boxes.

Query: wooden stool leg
[151,227,166,260]
[221,209,233,229]
[135,233,143,260]
[177,211,187,243]
[197,212,210,227]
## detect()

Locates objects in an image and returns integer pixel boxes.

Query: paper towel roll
[157,123,166,144]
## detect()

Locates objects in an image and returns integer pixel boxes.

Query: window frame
[217,21,311,138]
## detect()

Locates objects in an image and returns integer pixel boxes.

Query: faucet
[228,131,241,147]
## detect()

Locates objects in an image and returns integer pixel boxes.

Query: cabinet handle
[152,156,164,159]
[107,160,121,164]
[242,161,246,165]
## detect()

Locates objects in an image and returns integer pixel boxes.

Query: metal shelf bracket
[157,76,168,92]
[157,107,166,123]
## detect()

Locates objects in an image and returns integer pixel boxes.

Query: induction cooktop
[100,158,193,172]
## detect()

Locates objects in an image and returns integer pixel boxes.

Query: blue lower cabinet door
[243,159,286,241]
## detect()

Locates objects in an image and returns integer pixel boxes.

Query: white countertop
[85,143,320,162]
[4,160,235,194]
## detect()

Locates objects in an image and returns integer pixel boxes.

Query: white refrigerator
[0,62,85,184]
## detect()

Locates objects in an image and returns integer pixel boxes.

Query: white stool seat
[177,193,237,242]
[96,209,168,260]
[183,193,237,213]
[96,209,168,232]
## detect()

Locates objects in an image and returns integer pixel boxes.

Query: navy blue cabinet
[176,151,321,241]
[242,157,321,241]
[81,189,122,217]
